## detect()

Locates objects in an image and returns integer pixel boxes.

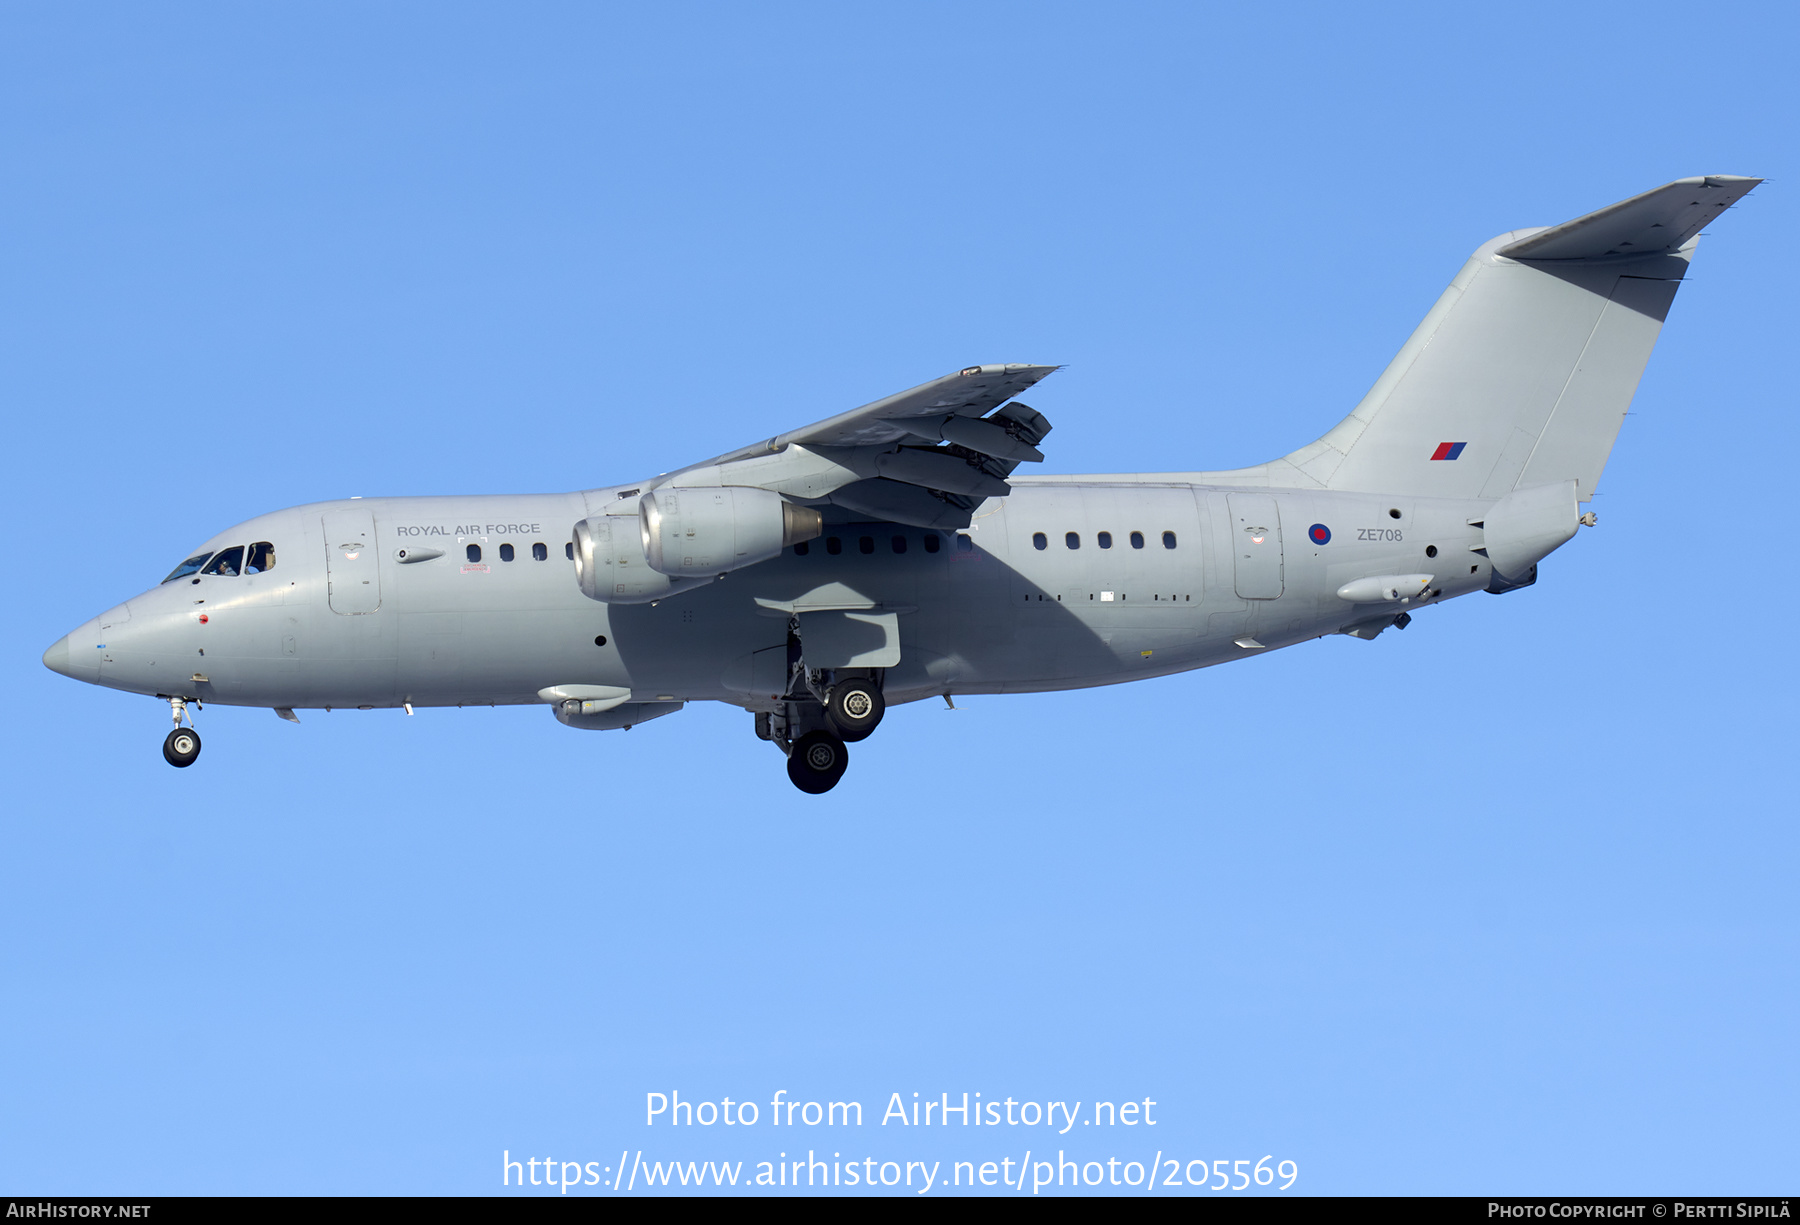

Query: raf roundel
[1308,523,1331,546]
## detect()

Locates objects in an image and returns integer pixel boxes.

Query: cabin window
[1130,531,1145,549]
[891,536,907,554]
[794,541,810,556]
[1065,532,1080,550]
[1097,531,1112,549]
[956,534,974,553]
[826,536,842,555]
[533,542,548,561]
[162,552,213,583]
[923,534,940,554]
[565,542,573,560]
[859,536,875,555]
[1032,532,1047,550]
[245,542,277,573]
[1162,531,1177,548]
[466,544,482,563]
[201,546,245,576]
[499,543,515,562]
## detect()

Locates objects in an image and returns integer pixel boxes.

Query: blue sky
[3,1,1794,1196]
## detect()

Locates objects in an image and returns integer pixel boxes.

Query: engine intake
[640,486,821,578]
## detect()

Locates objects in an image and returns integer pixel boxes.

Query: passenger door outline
[1227,493,1283,599]
[323,509,382,615]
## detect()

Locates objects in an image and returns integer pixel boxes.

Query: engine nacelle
[572,515,709,604]
[639,486,822,578]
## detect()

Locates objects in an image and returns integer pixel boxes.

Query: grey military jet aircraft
[43,176,1757,792]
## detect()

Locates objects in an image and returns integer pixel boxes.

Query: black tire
[162,727,201,768]
[786,730,849,794]
[826,679,885,742]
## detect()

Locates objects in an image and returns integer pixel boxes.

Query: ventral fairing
[44,176,1760,792]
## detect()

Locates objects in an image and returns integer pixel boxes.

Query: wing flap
[827,478,976,530]
[788,363,1058,449]
[660,365,1060,527]
[698,364,1059,469]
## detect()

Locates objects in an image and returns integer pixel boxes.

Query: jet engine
[572,515,708,604]
[572,487,823,604]
[639,486,822,578]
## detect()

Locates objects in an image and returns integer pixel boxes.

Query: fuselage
[47,479,1498,715]
[42,176,1755,791]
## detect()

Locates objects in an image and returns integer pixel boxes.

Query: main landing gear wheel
[787,730,849,794]
[163,727,202,768]
[825,679,885,742]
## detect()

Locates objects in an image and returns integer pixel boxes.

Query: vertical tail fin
[1261,176,1759,501]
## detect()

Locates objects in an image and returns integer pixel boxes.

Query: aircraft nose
[42,634,74,678]
[43,619,103,684]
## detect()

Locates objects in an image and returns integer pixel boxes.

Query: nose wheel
[162,696,201,767]
[163,727,202,768]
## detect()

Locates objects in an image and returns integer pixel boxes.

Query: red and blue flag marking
[1430,441,1467,461]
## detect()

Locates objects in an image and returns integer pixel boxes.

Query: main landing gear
[787,730,849,794]
[161,696,201,768]
[825,678,885,742]
[757,668,887,793]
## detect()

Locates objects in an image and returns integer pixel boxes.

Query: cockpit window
[162,553,214,583]
[245,542,277,574]
[201,546,245,577]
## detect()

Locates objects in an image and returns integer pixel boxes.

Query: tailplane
[1241,176,1759,501]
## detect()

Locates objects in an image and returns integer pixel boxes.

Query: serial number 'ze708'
[1357,528,1404,541]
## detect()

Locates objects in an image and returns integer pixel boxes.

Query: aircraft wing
[657,363,1061,529]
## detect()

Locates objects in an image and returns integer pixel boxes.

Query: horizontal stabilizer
[1497,176,1760,262]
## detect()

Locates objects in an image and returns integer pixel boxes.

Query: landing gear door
[1227,494,1283,599]
[324,509,381,614]
[797,610,901,668]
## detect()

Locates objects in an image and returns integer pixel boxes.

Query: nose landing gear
[163,727,202,767]
[162,696,202,768]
